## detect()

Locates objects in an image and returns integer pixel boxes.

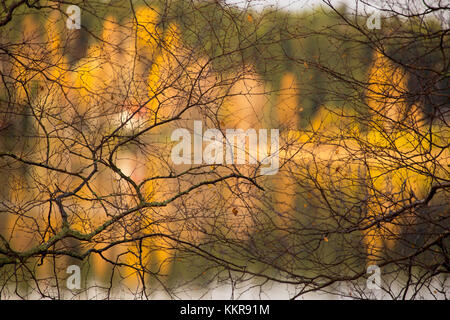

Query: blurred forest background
[0,0,448,299]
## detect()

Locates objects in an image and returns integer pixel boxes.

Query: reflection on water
[8,276,447,300]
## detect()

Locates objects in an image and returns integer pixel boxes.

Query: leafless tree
[0,0,448,299]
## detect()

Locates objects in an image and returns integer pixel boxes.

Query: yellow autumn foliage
[123,22,186,284]
[277,72,300,129]
[363,50,437,263]
[147,22,183,122]
[272,73,300,222]
[134,6,160,54]
[366,50,409,125]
